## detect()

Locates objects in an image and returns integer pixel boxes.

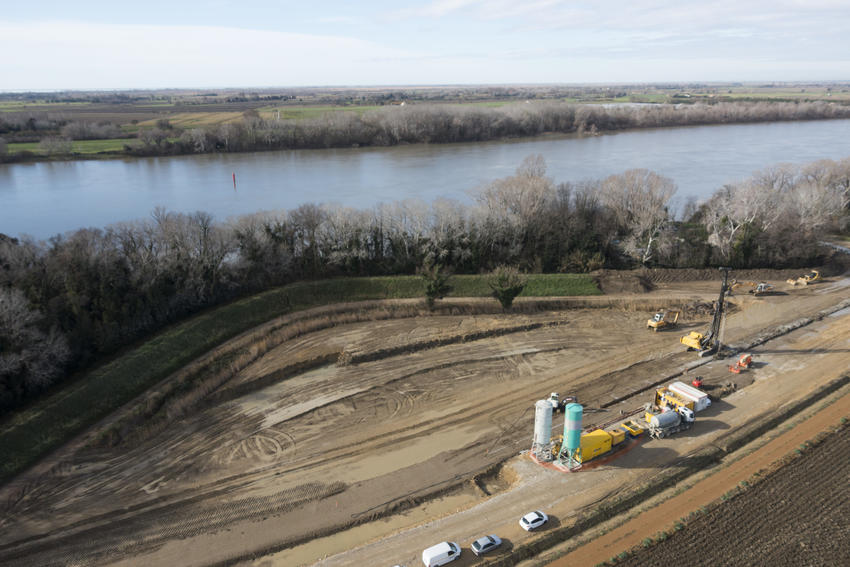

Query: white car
[519,510,548,531]
[470,534,502,556]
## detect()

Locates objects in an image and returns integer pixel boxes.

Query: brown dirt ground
[0,273,848,567]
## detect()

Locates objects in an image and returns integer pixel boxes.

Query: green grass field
[257,104,382,120]
[8,138,137,155]
[0,101,93,112]
[0,273,598,483]
[136,112,244,128]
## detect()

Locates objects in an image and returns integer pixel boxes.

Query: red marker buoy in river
[232,172,237,189]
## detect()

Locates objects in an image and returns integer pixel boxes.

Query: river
[2,119,849,239]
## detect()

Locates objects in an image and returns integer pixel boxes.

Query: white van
[421,541,461,567]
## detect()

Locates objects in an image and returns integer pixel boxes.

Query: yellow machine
[681,267,731,356]
[579,429,612,462]
[573,426,633,463]
[680,330,706,351]
[787,270,820,286]
[729,280,774,296]
[647,309,681,332]
[655,388,695,412]
[620,420,644,437]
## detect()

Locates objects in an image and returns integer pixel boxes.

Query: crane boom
[681,267,731,356]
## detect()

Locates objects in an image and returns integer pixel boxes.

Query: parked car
[421,541,461,566]
[470,534,502,556]
[519,510,548,531]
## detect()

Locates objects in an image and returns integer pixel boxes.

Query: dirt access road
[0,273,847,566]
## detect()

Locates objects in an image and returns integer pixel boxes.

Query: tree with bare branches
[599,169,676,265]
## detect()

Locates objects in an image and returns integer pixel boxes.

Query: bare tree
[476,155,555,226]
[0,288,70,392]
[38,137,73,156]
[702,175,784,263]
[138,128,169,149]
[599,169,676,264]
[474,155,556,266]
[180,128,210,153]
[290,203,327,275]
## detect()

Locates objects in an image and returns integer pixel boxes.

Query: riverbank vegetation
[1,155,848,419]
[1,82,849,162]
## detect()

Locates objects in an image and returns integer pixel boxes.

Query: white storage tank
[533,399,553,446]
[668,381,711,412]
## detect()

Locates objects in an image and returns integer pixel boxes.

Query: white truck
[667,381,712,412]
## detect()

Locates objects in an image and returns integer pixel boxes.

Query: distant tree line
[2,100,850,161]
[0,156,848,414]
[127,100,850,157]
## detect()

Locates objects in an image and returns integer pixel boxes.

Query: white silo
[531,399,554,461]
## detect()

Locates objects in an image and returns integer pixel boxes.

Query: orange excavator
[729,353,753,374]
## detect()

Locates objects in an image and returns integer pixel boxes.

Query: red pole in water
[232,172,236,188]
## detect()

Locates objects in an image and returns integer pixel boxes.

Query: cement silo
[559,402,583,468]
[531,399,554,461]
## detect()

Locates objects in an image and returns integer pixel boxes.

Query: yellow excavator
[681,267,731,357]
[786,270,820,286]
[647,309,681,332]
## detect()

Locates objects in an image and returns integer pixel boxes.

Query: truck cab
[675,405,695,423]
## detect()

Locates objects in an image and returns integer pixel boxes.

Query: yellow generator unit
[579,430,612,462]
[608,428,626,446]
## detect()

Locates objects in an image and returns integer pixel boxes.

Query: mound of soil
[592,270,655,294]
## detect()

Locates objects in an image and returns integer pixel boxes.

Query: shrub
[488,265,528,310]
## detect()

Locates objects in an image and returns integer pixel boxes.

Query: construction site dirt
[0,271,848,567]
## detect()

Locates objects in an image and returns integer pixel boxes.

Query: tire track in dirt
[0,316,669,563]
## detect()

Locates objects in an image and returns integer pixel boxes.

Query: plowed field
[618,425,850,567]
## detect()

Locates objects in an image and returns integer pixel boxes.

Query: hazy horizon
[3,1,849,91]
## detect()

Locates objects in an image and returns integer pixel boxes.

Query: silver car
[470,534,502,556]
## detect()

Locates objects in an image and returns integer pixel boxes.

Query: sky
[2,0,849,90]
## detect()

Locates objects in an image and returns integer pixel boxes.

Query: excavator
[787,270,820,286]
[729,280,775,297]
[681,267,731,357]
[646,309,681,332]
